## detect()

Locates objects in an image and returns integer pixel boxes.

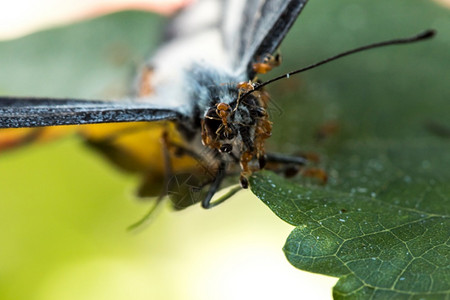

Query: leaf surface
[250,0,450,298]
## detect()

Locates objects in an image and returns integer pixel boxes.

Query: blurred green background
[0,0,448,299]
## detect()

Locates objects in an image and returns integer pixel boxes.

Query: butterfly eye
[219,143,232,153]
[204,107,222,130]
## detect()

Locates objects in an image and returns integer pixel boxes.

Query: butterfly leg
[161,139,235,209]
[160,130,175,193]
[201,160,228,209]
[265,152,327,184]
[265,152,308,165]
[127,130,175,230]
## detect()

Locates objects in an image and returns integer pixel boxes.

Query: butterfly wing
[0,96,198,198]
[161,0,308,78]
[224,0,309,77]
[0,97,182,128]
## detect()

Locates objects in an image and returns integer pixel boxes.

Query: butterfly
[0,0,434,221]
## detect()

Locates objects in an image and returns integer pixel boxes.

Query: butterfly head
[201,86,272,187]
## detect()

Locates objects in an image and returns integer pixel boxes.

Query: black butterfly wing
[226,0,309,77]
[0,97,181,128]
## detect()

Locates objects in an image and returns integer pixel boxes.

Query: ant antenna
[242,29,436,98]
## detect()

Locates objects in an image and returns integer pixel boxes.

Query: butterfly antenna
[244,29,436,97]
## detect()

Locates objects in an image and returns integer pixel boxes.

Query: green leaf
[250,138,450,298]
[249,0,450,297]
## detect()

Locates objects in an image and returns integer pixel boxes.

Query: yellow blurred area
[435,0,450,8]
[79,121,198,174]
[0,126,78,150]
[0,135,337,300]
[0,121,199,197]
